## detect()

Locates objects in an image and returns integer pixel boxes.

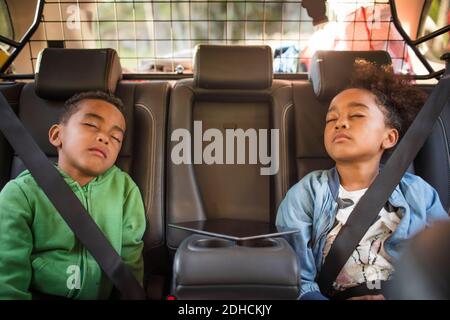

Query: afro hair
[348,59,427,138]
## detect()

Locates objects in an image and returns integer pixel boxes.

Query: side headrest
[35,48,122,100]
[310,50,392,101]
[194,45,273,90]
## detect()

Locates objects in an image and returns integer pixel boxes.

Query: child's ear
[49,124,62,148]
[382,128,399,150]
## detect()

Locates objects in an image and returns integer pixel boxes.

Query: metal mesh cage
[14,0,415,74]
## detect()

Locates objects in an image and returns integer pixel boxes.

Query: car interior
[0,0,449,300]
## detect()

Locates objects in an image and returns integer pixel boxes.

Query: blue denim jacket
[276,167,449,299]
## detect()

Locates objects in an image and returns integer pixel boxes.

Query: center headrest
[194,45,273,90]
[310,50,392,101]
[35,48,122,100]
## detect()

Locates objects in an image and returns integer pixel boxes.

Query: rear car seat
[0,48,170,298]
[289,50,449,211]
[167,44,293,248]
[168,45,299,299]
[414,106,450,211]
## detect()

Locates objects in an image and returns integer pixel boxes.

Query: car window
[3,0,448,76]
[416,0,449,73]
[0,0,14,49]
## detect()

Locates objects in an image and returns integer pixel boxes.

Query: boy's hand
[348,294,385,300]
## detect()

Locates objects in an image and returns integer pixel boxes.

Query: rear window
[415,0,449,75]
[3,0,449,76]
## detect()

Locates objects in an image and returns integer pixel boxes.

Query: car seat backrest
[167,45,292,248]
[414,88,450,211]
[0,82,24,188]
[113,80,170,249]
[0,48,171,251]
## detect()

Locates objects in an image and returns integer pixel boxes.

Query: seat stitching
[135,103,156,217]
[271,84,292,95]
[104,50,111,92]
[281,103,293,197]
[267,46,271,89]
[437,116,450,212]
[196,47,201,87]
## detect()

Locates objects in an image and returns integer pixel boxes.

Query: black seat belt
[318,64,450,297]
[0,93,146,300]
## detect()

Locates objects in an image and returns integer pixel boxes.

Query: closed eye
[83,122,98,128]
[326,118,337,123]
[111,136,122,143]
[350,114,365,118]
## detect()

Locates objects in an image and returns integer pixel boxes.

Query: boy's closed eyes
[81,113,124,144]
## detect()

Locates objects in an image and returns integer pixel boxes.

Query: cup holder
[192,238,235,249]
[239,238,279,248]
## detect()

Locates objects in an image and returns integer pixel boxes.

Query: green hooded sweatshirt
[0,165,146,300]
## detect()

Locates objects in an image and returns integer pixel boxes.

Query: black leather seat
[2,46,447,300]
[173,234,300,299]
[415,106,450,211]
[168,45,299,299]
[167,44,293,249]
[0,48,171,298]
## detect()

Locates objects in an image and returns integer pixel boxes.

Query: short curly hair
[348,59,427,138]
[60,91,125,124]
